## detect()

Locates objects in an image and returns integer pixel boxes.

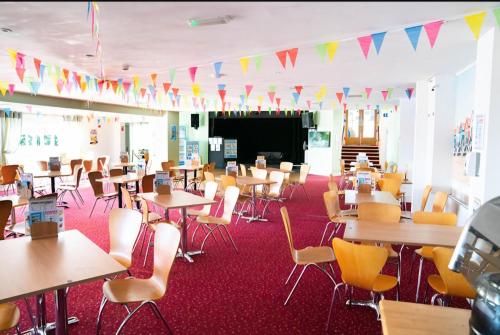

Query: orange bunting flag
[150,73,157,86]
[33,58,42,78]
[172,87,179,98]
[287,48,298,68]
[295,85,303,94]
[275,50,288,69]
[111,80,118,94]
[163,82,171,94]
[336,92,343,103]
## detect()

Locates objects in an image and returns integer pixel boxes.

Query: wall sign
[90,129,98,144]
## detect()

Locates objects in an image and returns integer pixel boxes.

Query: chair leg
[222,225,238,253]
[200,225,219,252]
[320,221,333,245]
[76,189,85,204]
[116,301,149,335]
[147,301,173,335]
[96,296,108,335]
[143,230,154,267]
[285,264,298,285]
[415,257,424,302]
[326,283,344,332]
[69,191,80,209]
[89,199,98,218]
[327,223,341,242]
[284,264,310,306]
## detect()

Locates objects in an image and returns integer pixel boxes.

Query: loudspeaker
[301,112,314,128]
[191,113,199,129]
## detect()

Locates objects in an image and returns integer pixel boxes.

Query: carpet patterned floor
[5,174,470,334]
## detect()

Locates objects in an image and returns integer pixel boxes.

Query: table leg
[51,177,56,194]
[183,170,188,191]
[36,294,47,331]
[55,289,68,335]
[242,184,268,222]
[135,180,140,208]
[175,207,204,262]
[123,166,127,174]
[193,169,197,191]
[118,184,123,208]
[10,207,16,226]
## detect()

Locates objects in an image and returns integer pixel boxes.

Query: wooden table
[344,190,399,206]
[0,229,126,335]
[139,191,216,262]
[113,162,136,174]
[96,173,143,208]
[380,300,470,335]
[235,176,276,223]
[170,165,203,191]
[34,170,71,194]
[343,219,462,247]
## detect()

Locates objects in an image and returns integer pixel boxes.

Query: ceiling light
[85,54,95,58]
[187,15,233,27]
[1,28,12,33]
[122,64,130,71]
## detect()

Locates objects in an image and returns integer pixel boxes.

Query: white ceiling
[0,1,499,110]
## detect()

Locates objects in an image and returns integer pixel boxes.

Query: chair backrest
[280,207,297,260]
[1,165,19,184]
[108,208,142,268]
[167,160,177,177]
[74,166,83,188]
[383,173,404,182]
[220,175,236,191]
[199,181,218,216]
[251,168,268,193]
[121,187,133,209]
[413,211,458,257]
[0,200,13,240]
[432,247,476,298]
[357,202,401,223]
[142,174,155,193]
[109,168,123,192]
[150,223,181,296]
[88,171,104,196]
[323,191,341,220]
[280,162,293,182]
[161,161,170,172]
[200,164,209,182]
[70,159,83,174]
[377,178,402,198]
[340,159,346,175]
[240,164,247,177]
[328,175,339,193]
[83,159,93,172]
[204,171,215,182]
[432,191,448,212]
[420,185,433,211]
[358,183,372,193]
[268,171,284,197]
[332,237,389,291]
[299,164,310,184]
[70,164,81,184]
[37,160,49,171]
[97,156,106,172]
[208,162,216,172]
[221,186,240,223]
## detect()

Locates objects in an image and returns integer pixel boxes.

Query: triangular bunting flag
[150,73,157,86]
[292,92,300,104]
[33,58,42,78]
[315,43,327,62]
[357,35,372,59]
[276,97,281,107]
[336,92,343,103]
[295,85,303,94]
[315,92,322,102]
[123,82,131,95]
[424,21,443,48]
[405,88,414,99]
[15,52,25,69]
[7,49,17,67]
[287,48,298,68]
[169,69,177,83]
[275,50,287,69]
[56,79,64,94]
[188,67,197,83]
[342,87,350,98]
[405,25,423,51]
[465,12,486,40]
[494,8,500,29]
[0,81,6,96]
[258,95,264,105]
[307,100,311,111]
[192,83,200,97]
[39,64,46,82]
[365,87,372,99]
[326,41,339,62]
[111,80,118,94]
[172,87,179,98]
[97,80,104,94]
[388,88,393,99]
[62,69,69,82]
[371,32,386,55]
[381,90,388,101]
[15,67,25,82]
[268,85,276,92]
[140,88,146,98]
[8,84,15,96]
[245,84,253,97]
[268,91,276,104]
[213,61,223,78]
[217,84,226,91]
[254,55,263,72]
[218,89,226,102]
[240,94,246,105]
[162,82,171,94]
[240,57,249,75]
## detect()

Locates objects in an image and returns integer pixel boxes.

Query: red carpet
[8,175,470,334]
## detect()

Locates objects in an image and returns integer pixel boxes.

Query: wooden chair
[108,168,123,193]
[0,302,21,334]
[1,165,19,194]
[261,171,285,218]
[57,165,84,208]
[432,191,448,212]
[37,160,49,171]
[0,200,13,240]
[289,164,310,200]
[188,181,218,244]
[358,183,372,193]
[97,223,180,335]
[402,185,432,219]
[69,159,83,175]
[88,171,118,217]
[281,207,337,306]
[320,190,357,245]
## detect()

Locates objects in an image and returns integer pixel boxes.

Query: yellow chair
[320,191,357,245]
[108,208,143,275]
[88,171,118,218]
[425,247,476,306]
[0,200,13,240]
[289,164,310,200]
[280,207,337,306]
[432,191,448,212]
[402,185,432,219]
[279,161,294,195]
[357,202,402,281]
[204,171,215,182]
[0,165,18,195]
[326,238,398,330]
[239,164,247,177]
[196,186,240,253]
[96,223,180,335]
[261,171,285,219]
[411,211,457,302]
[0,302,20,334]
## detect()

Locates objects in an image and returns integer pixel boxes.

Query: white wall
[82,115,121,167]
[398,98,416,180]
[305,109,334,175]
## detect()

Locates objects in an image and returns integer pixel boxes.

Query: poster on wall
[224,139,237,159]
[170,124,177,141]
[453,115,472,156]
[90,129,98,144]
[473,114,485,151]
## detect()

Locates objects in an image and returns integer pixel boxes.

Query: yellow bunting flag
[0,81,7,96]
[326,41,339,62]
[7,48,17,67]
[257,95,264,105]
[192,83,200,97]
[315,91,323,102]
[319,85,327,99]
[240,57,249,75]
[465,11,486,40]
[133,76,140,89]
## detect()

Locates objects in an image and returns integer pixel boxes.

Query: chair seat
[58,185,77,191]
[372,274,398,293]
[339,209,357,216]
[109,252,132,269]
[103,278,164,303]
[98,192,118,198]
[0,303,20,331]
[149,221,180,231]
[197,215,230,226]
[144,212,162,224]
[5,222,26,236]
[293,246,335,265]
[415,247,433,259]
[187,208,207,217]
[428,274,446,295]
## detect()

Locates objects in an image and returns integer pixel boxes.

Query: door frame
[344,109,379,145]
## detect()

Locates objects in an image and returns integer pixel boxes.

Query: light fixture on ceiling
[85,54,95,58]
[122,64,131,71]
[348,94,363,98]
[1,27,13,33]
[210,72,227,78]
[187,15,233,27]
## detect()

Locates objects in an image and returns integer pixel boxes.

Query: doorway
[344,109,379,145]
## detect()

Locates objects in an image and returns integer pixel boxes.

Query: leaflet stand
[31,221,59,240]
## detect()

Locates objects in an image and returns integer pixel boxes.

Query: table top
[380,300,470,335]
[236,176,276,186]
[0,195,29,208]
[114,162,136,167]
[139,191,216,210]
[0,229,126,304]
[33,170,72,178]
[96,173,143,183]
[343,219,462,247]
[344,190,399,206]
[350,161,373,166]
[170,165,203,171]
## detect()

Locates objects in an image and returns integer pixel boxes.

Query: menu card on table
[155,171,172,194]
[255,158,266,169]
[226,161,238,177]
[48,156,61,171]
[119,151,129,163]
[25,194,64,235]
[356,171,372,190]
[16,172,34,199]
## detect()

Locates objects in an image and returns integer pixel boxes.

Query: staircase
[341,145,381,170]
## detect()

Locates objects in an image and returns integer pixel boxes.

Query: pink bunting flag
[307,100,311,110]
[122,82,131,94]
[394,105,398,112]
[365,87,372,99]
[56,79,64,94]
[357,35,372,59]
[276,97,281,112]
[33,58,42,78]
[276,50,288,69]
[295,85,303,94]
[8,84,15,96]
[268,91,276,104]
[245,84,253,97]
[188,67,198,82]
[381,90,388,101]
[15,67,25,83]
[336,92,343,103]
[424,20,443,48]
[287,48,298,68]
[15,52,25,69]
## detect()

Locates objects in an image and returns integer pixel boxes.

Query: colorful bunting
[307,100,311,111]
[218,89,226,102]
[172,87,179,98]
[240,57,249,75]
[287,48,298,68]
[387,88,393,99]
[150,73,157,86]
[33,58,42,78]
[371,32,386,55]
[217,84,226,91]
[0,81,7,96]
[292,92,300,104]
[336,92,343,103]
[268,91,276,104]
[244,84,253,97]
[213,61,223,78]
[295,85,303,94]
[162,82,171,94]
[275,50,287,69]
[254,55,263,72]
[423,21,443,48]
[8,84,15,96]
[405,25,423,51]
[326,41,339,62]
[188,67,198,83]
[381,90,388,101]
[15,67,25,83]
[192,83,200,97]
[465,12,486,40]
[169,69,176,83]
[365,87,372,99]
[405,88,414,99]
[357,35,372,59]
[315,43,327,62]
[342,87,350,98]
[494,8,500,29]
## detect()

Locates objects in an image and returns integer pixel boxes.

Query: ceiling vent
[187,15,233,27]
[348,94,362,98]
